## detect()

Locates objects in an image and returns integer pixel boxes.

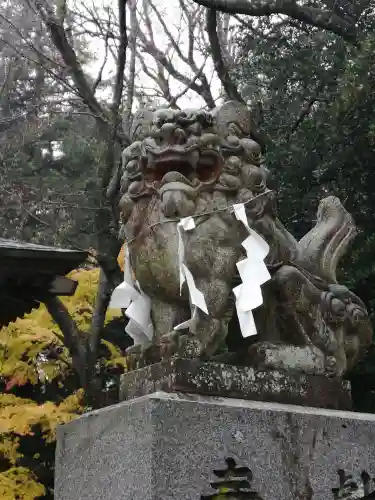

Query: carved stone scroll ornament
[114,100,372,377]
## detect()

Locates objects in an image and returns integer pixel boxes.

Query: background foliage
[233,14,375,411]
[1,0,375,497]
[0,268,128,498]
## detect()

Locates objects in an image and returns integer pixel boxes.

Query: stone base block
[55,392,375,500]
[120,358,351,410]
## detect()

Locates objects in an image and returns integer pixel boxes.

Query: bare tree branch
[87,1,129,387]
[111,0,128,117]
[75,6,118,62]
[141,0,156,44]
[287,81,326,139]
[191,0,358,43]
[12,0,129,406]
[149,0,188,67]
[206,9,245,103]
[92,32,110,92]
[29,0,110,129]
[136,1,216,108]
[179,0,202,64]
[0,35,84,106]
[108,0,137,208]
[169,60,208,107]
[122,0,137,136]
[44,296,86,387]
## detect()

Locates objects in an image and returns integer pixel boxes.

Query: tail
[297,196,357,283]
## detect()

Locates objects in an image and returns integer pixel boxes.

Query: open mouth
[143,150,221,186]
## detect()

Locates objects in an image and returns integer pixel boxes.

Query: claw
[160,331,202,360]
[160,331,180,360]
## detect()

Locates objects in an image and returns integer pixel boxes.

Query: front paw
[125,342,161,369]
[324,355,338,377]
[160,331,179,360]
[160,331,201,360]
[325,354,347,377]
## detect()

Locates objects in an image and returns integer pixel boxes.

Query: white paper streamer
[174,217,208,332]
[109,247,153,346]
[232,203,271,337]
[109,204,270,344]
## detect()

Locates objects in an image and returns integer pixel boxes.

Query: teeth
[147,152,156,168]
[189,150,199,169]
[187,170,197,182]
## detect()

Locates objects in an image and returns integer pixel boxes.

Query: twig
[191,0,358,43]
[206,9,245,103]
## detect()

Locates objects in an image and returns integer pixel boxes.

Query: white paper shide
[108,246,153,346]
[232,203,270,337]
[109,203,270,343]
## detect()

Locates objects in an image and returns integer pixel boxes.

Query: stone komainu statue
[118,101,372,377]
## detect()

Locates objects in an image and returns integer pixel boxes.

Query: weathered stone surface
[119,358,351,410]
[55,392,375,500]
[115,101,372,377]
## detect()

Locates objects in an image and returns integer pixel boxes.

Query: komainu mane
[118,101,372,377]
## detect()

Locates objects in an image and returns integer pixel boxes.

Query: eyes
[226,156,242,173]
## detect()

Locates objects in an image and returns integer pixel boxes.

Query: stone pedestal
[120,359,351,410]
[55,391,375,500]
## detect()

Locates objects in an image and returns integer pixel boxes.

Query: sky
[72,0,222,111]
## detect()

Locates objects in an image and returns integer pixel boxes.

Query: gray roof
[0,238,85,259]
[0,238,88,326]
[0,238,77,251]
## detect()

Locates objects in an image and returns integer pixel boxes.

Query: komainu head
[119,101,271,225]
